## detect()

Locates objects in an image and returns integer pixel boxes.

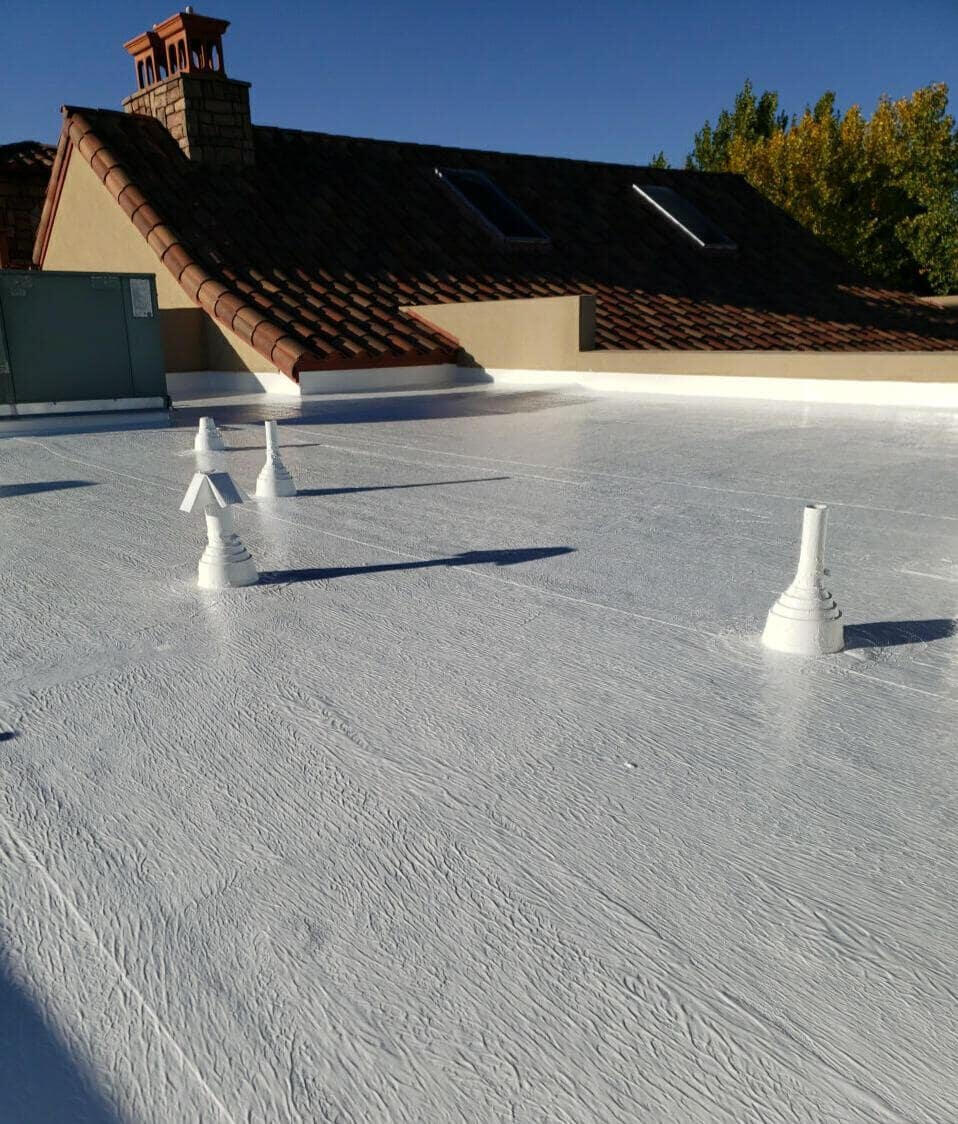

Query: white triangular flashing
[180,471,245,513]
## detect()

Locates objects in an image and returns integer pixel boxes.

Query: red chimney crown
[124,10,230,91]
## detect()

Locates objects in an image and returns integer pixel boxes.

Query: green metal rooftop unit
[0,270,168,415]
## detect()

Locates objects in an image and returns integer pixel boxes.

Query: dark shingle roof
[36,108,958,376]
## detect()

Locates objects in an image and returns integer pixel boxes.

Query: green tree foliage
[648,150,670,169]
[687,79,789,172]
[686,81,958,294]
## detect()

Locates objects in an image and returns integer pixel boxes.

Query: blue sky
[2,1,955,165]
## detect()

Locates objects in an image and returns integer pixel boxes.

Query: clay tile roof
[0,140,56,173]
[0,140,56,268]
[36,108,958,377]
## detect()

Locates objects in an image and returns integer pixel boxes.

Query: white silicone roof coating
[0,384,955,1122]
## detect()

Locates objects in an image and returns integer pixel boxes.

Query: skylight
[436,168,550,245]
[633,184,737,251]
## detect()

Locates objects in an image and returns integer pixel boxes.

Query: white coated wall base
[297,364,463,395]
[166,371,300,399]
[0,396,167,416]
[485,368,958,409]
[167,365,470,400]
[0,408,171,438]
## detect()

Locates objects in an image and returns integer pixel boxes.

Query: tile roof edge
[400,307,463,351]
[33,115,74,266]
[34,106,316,383]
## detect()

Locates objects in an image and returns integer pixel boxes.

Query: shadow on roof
[260,545,574,585]
[844,618,957,650]
[172,388,591,429]
[0,949,120,1123]
[295,476,509,497]
[0,480,96,498]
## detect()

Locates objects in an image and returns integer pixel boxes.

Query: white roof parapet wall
[485,368,958,409]
[165,364,467,399]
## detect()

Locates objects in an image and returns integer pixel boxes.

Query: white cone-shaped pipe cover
[180,471,257,589]
[255,420,296,498]
[197,506,258,589]
[762,503,844,655]
[194,416,225,452]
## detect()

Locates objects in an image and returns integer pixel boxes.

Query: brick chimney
[122,9,254,168]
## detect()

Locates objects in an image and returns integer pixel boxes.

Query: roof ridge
[250,122,739,176]
[0,139,56,152]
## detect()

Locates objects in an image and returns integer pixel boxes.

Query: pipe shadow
[295,476,509,497]
[218,443,330,452]
[0,732,16,742]
[171,389,591,429]
[260,545,574,585]
[845,618,957,650]
[0,481,95,498]
[0,952,120,1123]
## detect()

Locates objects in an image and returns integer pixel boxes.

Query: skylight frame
[436,167,551,247]
[632,184,738,252]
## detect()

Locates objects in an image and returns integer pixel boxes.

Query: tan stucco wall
[44,149,191,309]
[582,349,958,381]
[409,295,594,369]
[411,294,958,383]
[41,146,278,374]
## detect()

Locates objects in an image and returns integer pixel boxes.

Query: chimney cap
[124,10,230,55]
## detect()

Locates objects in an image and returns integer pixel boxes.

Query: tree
[648,150,670,169]
[686,81,958,294]
[687,79,788,173]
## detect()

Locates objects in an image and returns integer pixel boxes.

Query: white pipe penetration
[255,419,297,498]
[762,503,845,655]
[194,416,225,452]
[180,471,258,590]
[198,504,258,589]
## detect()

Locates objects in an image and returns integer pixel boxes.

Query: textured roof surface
[0,141,55,268]
[38,108,958,375]
[0,140,56,173]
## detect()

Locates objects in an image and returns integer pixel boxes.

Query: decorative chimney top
[121,11,254,168]
[124,10,230,92]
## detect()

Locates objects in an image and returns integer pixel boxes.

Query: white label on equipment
[130,278,154,318]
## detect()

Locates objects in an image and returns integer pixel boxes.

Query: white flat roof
[1,385,956,1121]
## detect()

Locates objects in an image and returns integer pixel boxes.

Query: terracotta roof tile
[0,140,55,267]
[213,291,246,325]
[131,203,163,239]
[196,278,229,313]
[39,107,958,378]
[231,303,267,343]
[117,183,148,217]
[179,263,207,303]
[160,242,192,281]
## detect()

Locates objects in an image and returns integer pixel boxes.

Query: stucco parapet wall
[409,294,958,383]
[407,294,595,372]
[578,350,958,382]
